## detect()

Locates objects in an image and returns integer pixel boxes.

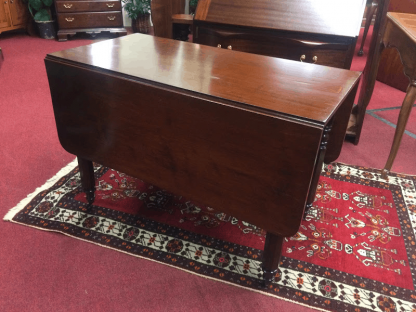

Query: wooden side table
[355,12,416,178]
[379,13,416,178]
[375,0,416,92]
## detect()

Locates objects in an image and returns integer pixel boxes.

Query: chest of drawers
[55,0,127,41]
[193,0,366,69]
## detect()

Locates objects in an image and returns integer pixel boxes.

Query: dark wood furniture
[357,12,416,178]
[0,0,28,35]
[193,0,366,69]
[171,13,193,41]
[346,0,390,144]
[380,13,416,178]
[0,0,27,67]
[151,0,192,40]
[376,47,409,92]
[55,0,126,41]
[376,0,416,92]
[357,0,379,56]
[45,34,360,285]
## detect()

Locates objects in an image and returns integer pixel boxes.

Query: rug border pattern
[4,161,416,312]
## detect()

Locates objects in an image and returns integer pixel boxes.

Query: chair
[151,0,193,40]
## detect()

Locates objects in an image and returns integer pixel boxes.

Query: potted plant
[122,0,151,34]
[189,0,199,15]
[27,0,56,39]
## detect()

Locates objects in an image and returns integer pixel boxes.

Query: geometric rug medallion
[4,161,416,312]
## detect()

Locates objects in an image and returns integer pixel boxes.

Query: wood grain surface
[45,34,360,275]
[195,0,366,38]
[151,0,185,38]
[47,34,361,124]
[46,58,327,236]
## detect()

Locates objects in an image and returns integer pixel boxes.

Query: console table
[356,12,416,179]
[45,34,360,284]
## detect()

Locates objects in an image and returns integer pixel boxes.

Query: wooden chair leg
[381,82,416,179]
[358,2,378,56]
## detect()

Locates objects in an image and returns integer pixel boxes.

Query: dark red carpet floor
[0,26,414,311]
[373,107,416,136]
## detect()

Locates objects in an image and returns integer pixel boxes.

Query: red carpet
[0,25,415,311]
[374,108,416,136]
[4,161,416,312]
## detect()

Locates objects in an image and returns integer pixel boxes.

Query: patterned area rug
[4,161,416,312]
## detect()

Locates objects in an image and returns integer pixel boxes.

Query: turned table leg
[381,82,416,179]
[77,157,95,205]
[262,232,284,286]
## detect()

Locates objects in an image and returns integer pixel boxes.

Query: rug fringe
[3,158,78,221]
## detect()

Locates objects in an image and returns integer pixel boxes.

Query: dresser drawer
[56,1,121,13]
[227,37,348,68]
[58,12,123,28]
[196,26,350,69]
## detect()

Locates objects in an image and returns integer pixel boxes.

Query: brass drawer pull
[300,55,318,63]
[107,16,116,21]
[63,4,73,8]
[217,44,221,48]
[227,45,232,50]
[65,17,74,22]
[106,3,115,7]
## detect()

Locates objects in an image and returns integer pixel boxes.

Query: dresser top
[46,34,360,124]
[195,0,366,38]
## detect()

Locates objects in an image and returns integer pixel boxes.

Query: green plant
[122,0,151,19]
[27,0,53,21]
[189,0,199,7]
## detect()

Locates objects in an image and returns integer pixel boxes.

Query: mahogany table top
[388,12,416,42]
[48,34,361,124]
